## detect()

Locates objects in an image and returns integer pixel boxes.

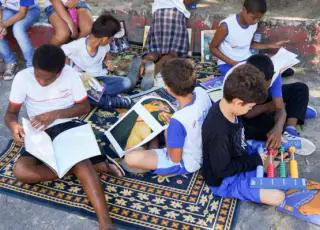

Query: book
[105,96,176,157]
[207,88,223,103]
[22,118,101,178]
[80,73,104,103]
[199,75,224,90]
[277,180,320,226]
[271,47,300,73]
[201,30,216,63]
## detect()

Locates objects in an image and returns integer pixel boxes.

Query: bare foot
[94,162,124,177]
[99,217,115,230]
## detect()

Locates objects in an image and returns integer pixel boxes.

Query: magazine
[80,73,104,103]
[201,30,216,63]
[22,118,102,178]
[277,180,320,226]
[271,47,300,73]
[105,96,176,157]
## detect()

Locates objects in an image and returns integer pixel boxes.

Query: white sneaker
[282,131,316,156]
[3,63,19,81]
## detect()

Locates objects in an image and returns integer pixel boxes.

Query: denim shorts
[45,1,91,18]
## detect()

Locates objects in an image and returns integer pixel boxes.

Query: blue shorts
[210,170,261,203]
[152,148,189,175]
[45,1,91,18]
[218,64,232,76]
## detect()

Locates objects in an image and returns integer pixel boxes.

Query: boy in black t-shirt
[202,64,285,206]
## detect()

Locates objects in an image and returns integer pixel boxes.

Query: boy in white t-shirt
[4,44,121,229]
[62,14,140,110]
[123,58,212,175]
[210,0,289,76]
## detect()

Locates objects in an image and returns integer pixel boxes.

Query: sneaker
[284,126,300,137]
[282,131,316,156]
[99,95,132,110]
[305,105,317,120]
[3,63,18,80]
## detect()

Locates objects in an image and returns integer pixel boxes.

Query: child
[123,58,212,175]
[0,0,40,80]
[4,44,122,229]
[44,0,93,45]
[202,64,285,206]
[143,0,197,75]
[210,0,288,76]
[243,54,316,148]
[61,14,140,109]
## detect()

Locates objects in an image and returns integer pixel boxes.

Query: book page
[271,48,300,73]
[105,96,175,157]
[22,118,57,173]
[52,124,102,178]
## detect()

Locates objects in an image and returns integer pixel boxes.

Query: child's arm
[165,118,185,163]
[167,148,183,163]
[206,135,263,177]
[210,24,239,66]
[50,0,78,38]
[1,6,28,28]
[30,99,90,130]
[251,40,290,50]
[4,103,24,145]
[265,98,286,148]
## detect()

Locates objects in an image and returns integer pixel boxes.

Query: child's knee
[13,160,33,183]
[54,29,71,44]
[72,159,92,172]
[260,189,285,206]
[124,77,135,90]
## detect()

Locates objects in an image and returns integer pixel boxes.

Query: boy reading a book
[4,44,117,230]
[61,14,140,110]
[210,0,289,76]
[123,58,212,175]
[202,64,285,206]
[243,54,315,148]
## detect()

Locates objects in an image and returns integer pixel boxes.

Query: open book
[22,118,101,178]
[271,48,300,73]
[80,73,104,103]
[105,96,176,158]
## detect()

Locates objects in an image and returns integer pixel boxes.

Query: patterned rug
[0,45,238,230]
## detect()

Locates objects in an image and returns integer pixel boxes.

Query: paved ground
[1,69,320,230]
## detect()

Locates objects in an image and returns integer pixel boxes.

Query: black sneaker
[3,63,19,80]
[99,95,132,109]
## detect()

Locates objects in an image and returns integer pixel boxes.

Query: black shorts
[20,120,106,164]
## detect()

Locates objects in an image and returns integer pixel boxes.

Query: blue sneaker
[305,105,317,120]
[284,126,300,137]
[282,130,316,156]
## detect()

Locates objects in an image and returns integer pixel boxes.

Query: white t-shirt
[152,0,190,18]
[218,14,257,65]
[9,66,87,127]
[1,0,38,11]
[166,87,212,172]
[61,37,109,77]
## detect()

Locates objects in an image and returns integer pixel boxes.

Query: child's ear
[232,98,244,107]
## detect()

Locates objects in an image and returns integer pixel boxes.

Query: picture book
[277,180,320,226]
[22,118,101,178]
[199,75,224,90]
[80,73,104,103]
[271,48,300,73]
[105,96,176,158]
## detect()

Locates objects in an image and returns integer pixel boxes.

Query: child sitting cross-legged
[202,64,285,206]
[61,14,141,110]
[123,58,212,175]
[4,44,123,229]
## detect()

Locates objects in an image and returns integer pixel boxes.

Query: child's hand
[11,123,25,146]
[67,22,78,39]
[231,60,239,66]
[268,40,290,49]
[30,111,59,131]
[105,60,114,71]
[65,0,79,8]
[266,127,282,149]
